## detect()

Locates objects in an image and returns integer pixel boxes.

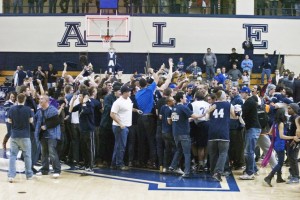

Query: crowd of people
[2,53,300,185]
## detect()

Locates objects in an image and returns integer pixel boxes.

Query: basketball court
[0,123,299,200]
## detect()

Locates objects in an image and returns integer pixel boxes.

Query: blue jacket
[34,105,61,140]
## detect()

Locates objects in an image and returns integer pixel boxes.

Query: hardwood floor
[0,124,299,200]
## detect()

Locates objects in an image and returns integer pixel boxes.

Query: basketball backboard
[85,15,131,43]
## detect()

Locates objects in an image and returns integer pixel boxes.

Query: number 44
[213,108,224,118]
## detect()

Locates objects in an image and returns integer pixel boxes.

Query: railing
[2,0,300,16]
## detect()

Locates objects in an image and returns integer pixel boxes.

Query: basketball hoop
[101,35,112,49]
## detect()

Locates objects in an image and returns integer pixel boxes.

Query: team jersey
[208,101,231,141]
[170,104,193,136]
[191,100,210,124]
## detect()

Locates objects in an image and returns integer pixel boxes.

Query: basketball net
[101,35,112,49]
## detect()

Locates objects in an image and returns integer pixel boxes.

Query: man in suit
[271,69,282,85]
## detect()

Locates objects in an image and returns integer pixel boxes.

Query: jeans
[36,0,44,13]
[8,138,33,178]
[72,0,79,13]
[59,0,70,13]
[111,126,129,167]
[28,3,35,13]
[206,65,215,81]
[269,1,278,15]
[210,0,219,14]
[162,132,175,168]
[133,0,143,13]
[30,131,40,166]
[40,138,61,174]
[159,0,169,13]
[170,135,191,175]
[3,0,10,13]
[208,140,230,174]
[257,134,277,169]
[94,126,101,162]
[244,128,261,175]
[101,127,115,164]
[128,125,138,162]
[156,124,164,166]
[261,68,271,84]
[229,129,244,168]
[13,0,23,13]
[137,115,156,164]
[49,0,57,13]
[270,150,284,176]
[296,3,300,16]
[287,144,299,178]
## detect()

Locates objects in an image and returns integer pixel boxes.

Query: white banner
[1,16,300,54]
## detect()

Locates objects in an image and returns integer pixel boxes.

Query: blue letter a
[58,22,87,47]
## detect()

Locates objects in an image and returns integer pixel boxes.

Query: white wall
[284,55,300,75]
[0,16,299,55]
[1,15,299,74]
[236,0,255,15]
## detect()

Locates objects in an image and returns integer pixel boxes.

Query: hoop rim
[101,35,113,42]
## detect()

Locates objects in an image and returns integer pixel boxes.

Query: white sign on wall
[0,16,299,55]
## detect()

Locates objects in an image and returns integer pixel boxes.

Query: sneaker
[239,174,255,180]
[286,177,299,184]
[168,167,184,175]
[254,171,260,176]
[110,165,117,170]
[128,162,133,167]
[8,177,14,183]
[32,167,38,174]
[197,165,204,172]
[159,166,163,173]
[182,173,191,178]
[212,173,222,182]
[191,164,198,171]
[234,166,245,170]
[119,166,130,171]
[174,168,184,175]
[36,171,48,176]
[52,173,60,178]
[84,168,94,173]
[222,171,232,177]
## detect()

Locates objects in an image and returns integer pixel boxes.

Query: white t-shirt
[191,100,210,123]
[111,96,133,127]
[71,98,80,124]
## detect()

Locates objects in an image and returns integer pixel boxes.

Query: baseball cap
[120,86,132,94]
[187,84,194,89]
[169,83,177,89]
[113,85,121,92]
[240,86,251,94]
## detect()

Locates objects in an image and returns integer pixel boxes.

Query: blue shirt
[274,123,286,151]
[160,105,172,134]
[208,101,231,141]
[170,104,193,136]
[135,82,156,114]
[8,105,33,138]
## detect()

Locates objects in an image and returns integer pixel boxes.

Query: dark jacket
[100,93,117,129]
